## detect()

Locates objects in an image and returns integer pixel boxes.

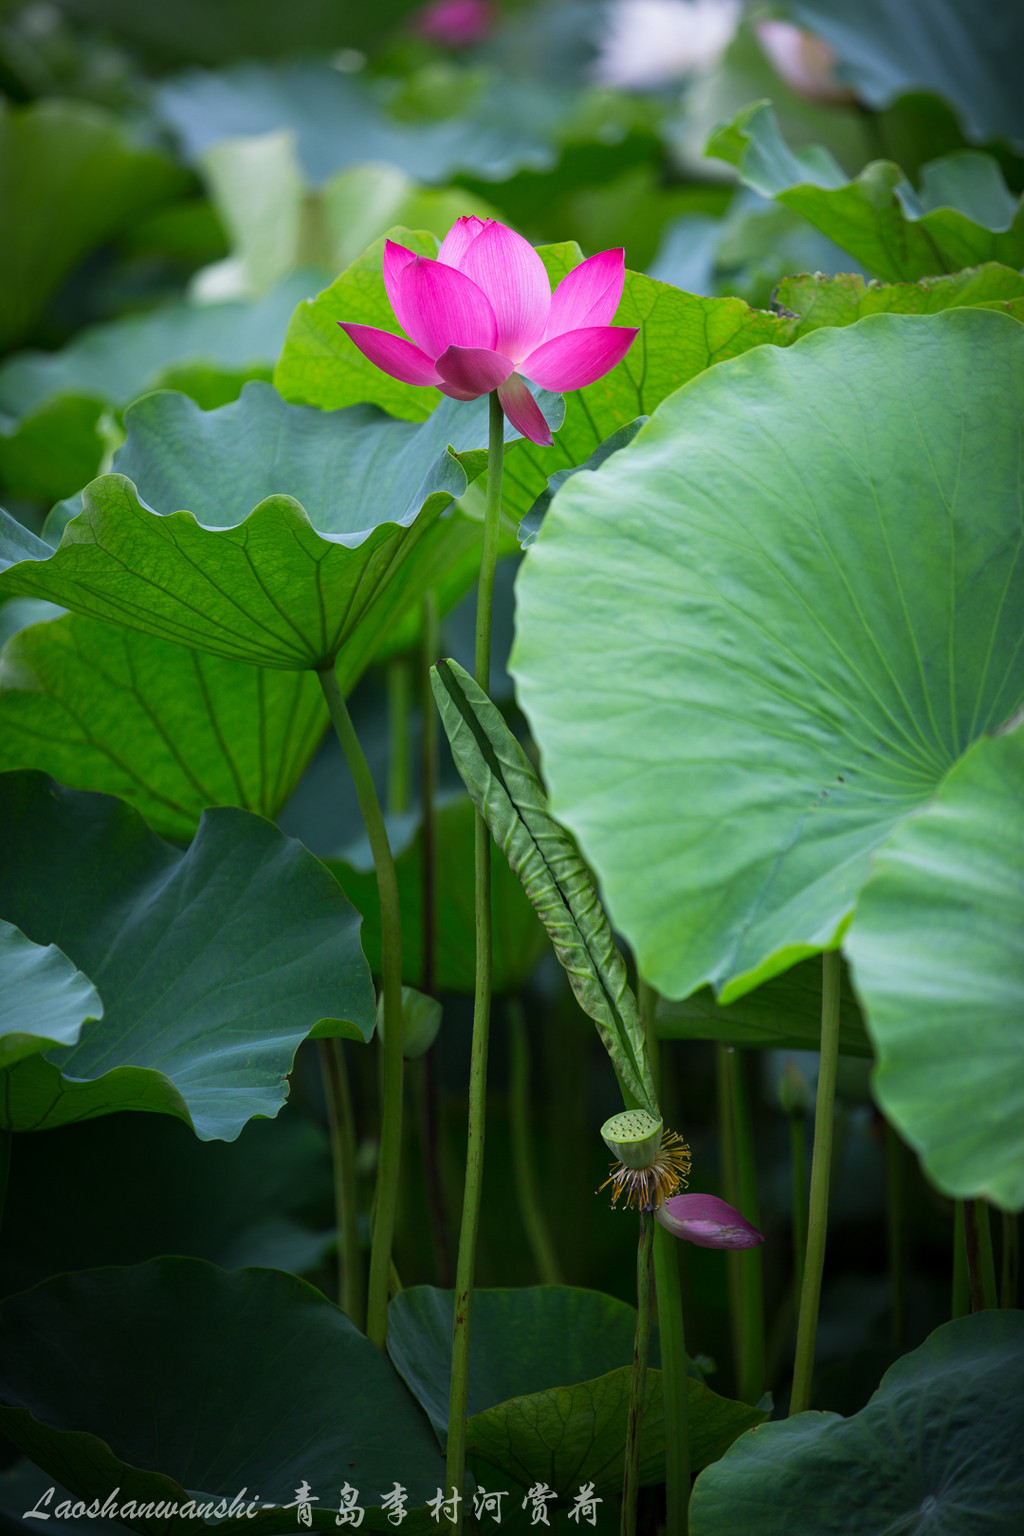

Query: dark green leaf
[0,610,327,841]
[0,771,375,1139]
[511,311,1024,1003]
[848,721,1024,1208]
[778,263,1024,336]
[431,660,656,1114]
[707,102,1024,280]
[0,920,102,1073]
[0,1258,446,1525]
[690,1311,1024,1533]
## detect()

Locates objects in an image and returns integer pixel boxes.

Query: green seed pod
[601,1109,664,1169]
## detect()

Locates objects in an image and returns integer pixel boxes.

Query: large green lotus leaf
[277,234,794,529]
[0,771,375,1139]
[388,1286,648,1444]
[0,395,108,506]
[157,59,566,186]
[331,795,547,996]
[0,610,327,841]
[659,957,870,1056]
[0,1258,445,1529]
[779,263,1024,337]
[847,722,1024,1209]
[0,920,102,1073]
[707,102,1024,281]
[0,381,558,671]
[780,0,1024,146]
[0,272,320,421]
[0,99,186,351]
[690,1311,1024,1533]
[466,1366,766,1496]
[511,310,1024,1003]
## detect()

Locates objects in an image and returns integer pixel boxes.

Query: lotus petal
[338,323,442,386]
[438,214,491,270]
[521,325,639,392]
[393,254,498,358]
[655,1193,764,1249]
[460,221,551,362]
[497,373,553,447]
[546,248,626,338]
[435,343,514,397]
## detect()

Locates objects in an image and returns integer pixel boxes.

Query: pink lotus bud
[338,217,638,447]
[654,1192,764,1249]
[412,0,496,48]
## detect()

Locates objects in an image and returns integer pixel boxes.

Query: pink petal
[438,215,491,271]
[519,326,638,392]
[393,256,498,359]
[459,221,551,363]
[546,248,626,339]
[497,373,552,447]
[338,323,441,386]
[436,344,513,397]
[382,239,420,307]
[655,1194,764,1250]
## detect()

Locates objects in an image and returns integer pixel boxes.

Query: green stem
[386,657,412,815]
[419,589,451,1287]
[789,1112,808,1307]
[508,997,562,1284]
[317,664,404,1350]
[653,1220,690,1535]
[885,1122,906,1349]
[715,1045,743,1386]
[789,950,841,1415]
[728,1049,764,1405]
[621,1212,655,1536]
[964,1200,998,1312]
[952,1200,969,1319]
[319,1038,364,1328]
[444,390,505,1527]
[1002,1212,1018,1308]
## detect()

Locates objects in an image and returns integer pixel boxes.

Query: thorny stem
[621,1212,655,1536]
[317,664,403,1350]
[319,1038,364,1329]
[790,950,841,1415]
[444,390,505,1526]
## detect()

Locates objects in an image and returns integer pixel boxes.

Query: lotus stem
[789,1108,808,1307]
[444,389,505,1527]
[715,1044,743,1383]
[386,656,412,815]
[964,1200,998,1312]
[952,1200,969,1319]
[317,663,404,1350]
[1002,1213,1018,1309]
[726,1048,764,1404]
[319,1038,363,1329]
[653,1220,691,1533]
[621,1211,655,1536]
[789,950,841,1414]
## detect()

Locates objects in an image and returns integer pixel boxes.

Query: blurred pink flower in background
[412,0,498,49]
[340,216,638,446]
[755,19,854,103]
[592,0,741,88]
[655,1192,765,1249]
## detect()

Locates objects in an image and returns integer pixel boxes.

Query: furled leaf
[0,920,102,1073]
[0,1258,445,1526]
[0,382,563,672]
[0,771,375,1140]
[0,98,186,350]
[659,957,870,1057]
[848,722,1024,1209]
[690,1311,1024,1533]
[0,610,327,841]
[511,310,1024,1003]
[331,794,547,997]
[706,101,1024,281]
[467,1366,766,1496]
[431,659,657,1115]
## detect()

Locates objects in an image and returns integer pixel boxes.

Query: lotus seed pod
[601,1109,664,1169]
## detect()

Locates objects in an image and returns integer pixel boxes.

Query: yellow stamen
[598,1128,692,1211]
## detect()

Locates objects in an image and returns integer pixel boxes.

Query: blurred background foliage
[1,3,1021,1496]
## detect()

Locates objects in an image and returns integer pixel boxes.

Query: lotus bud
[655,1192,764,1249]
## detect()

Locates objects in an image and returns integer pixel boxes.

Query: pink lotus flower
[412,0,496,48]
[655,1193,764,1249]
[339,217,639,447]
